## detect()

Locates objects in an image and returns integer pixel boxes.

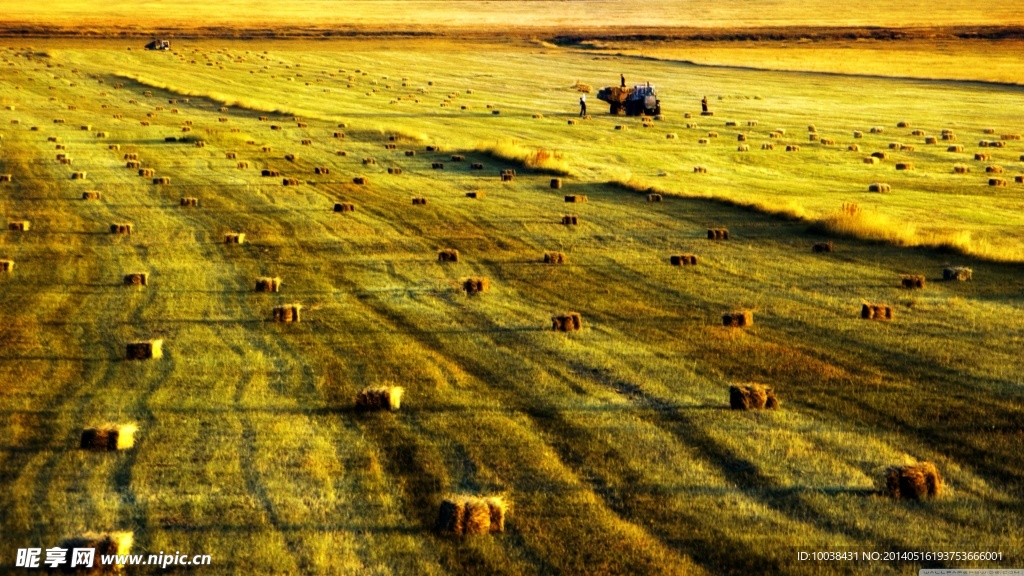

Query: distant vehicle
[145,39,171,51]
[596,84,661,116]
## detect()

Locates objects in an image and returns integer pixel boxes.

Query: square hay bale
[647,193,663,202]
[883,462,941,500]
[561,214,579,226]
[225,232,245,244]
[812,241,834,253]
[953,165,970,174]
[153,177,170,185]
[1002,134,1023,140]
[80,424,137,451]
[564,194,587,203]
[355,386,404,411]
[0,259,14,272]
[809,134,820,142]
[123,273,148,286]
[462,277,490,295]
[786,145,800,152]
[989,178,1007,187]
[126,161,141,169]
[126,339,163,360]
[180,197,199,207]
[438,249,460,263]
[552,312,583,332]
[853,130,864,138]
[315,166,330,175]
[897,121,911,128]
[726,121,738,127]
[895,162,914,170]
[888,142,902,150]
[1016,175,1024,184]
[412,197,429,205]
[707,131,719,138]
[255,277,282,292]
[8,220,29,231]
[432,162,445,169]
[567,119,578,125]
[302,139,312,146]
[388,167,403,175]
[670,254,698,266]
[334,202,356,213]
[71,171,87,180]
[869,183,891,193]
[466,191,482,199]
[901,274,925,289]
[861,303,894,321]
[729,384,778,410]
[60,157,74,165]
[722,311,753,327]
[986,165,1003,173]
[707,228,729,240]
[284,154,298,162]
[426,145,440,152]
[666,133,677,139]
[550,178,563,189]
[820,138,835,146]
[272,303,303,322]
[863,156,879,164]
[237,162,250,169]
[871,151,889,160]
[924,136,937,144]
[262,146,273,152]
[282,178,300,186]
[693,166,708,173]
[471,163,484,170]
[762,143,775,150]
[261,169,280,177]
[451,155,465,162]
[947,145,964,152]
[403,150,416,157]
[60,533,134,567]
[82,191,102,200]
[544,251,567,264]
[870,126,884,134]
[615,125,627,131]
[848,144,860,152]
[943,266,972,281]
[737,134,747,142]
[110,223,133,234]
[975,153,991,161]
[353,177,367,185]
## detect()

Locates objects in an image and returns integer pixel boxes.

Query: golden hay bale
[888,142,902,150]
[861,303,894,321]
[975,152,991,161]
[647,193,663,202]
[666,133,677,139]
[707,131,719,138]
[71,171,87,180]
[871,151,889,160]
[786,145,800,152]
[897,121,911,128]
[388,167,403,175]
[432,162,444,169]
[362,157,377,165]
[722,311,753,327]
[60,533,134,567]
[466,191,482,198]
[809,134,820,142]
[762,143,775,150]
[852,130,863,139]
[262,146,273,152]
[125,160,140,169]
[355,386,404,411]
[947,145,964,152]
[80,423,137,451]
[225,232,245,244]
[737,133,747,142]
[0,259,13,272]
[353,177,367,185]
[883,462,942,500]
[412,197,429,205]
[670,254,698,266]
[272,303,303,322]
[863,157,879,164]
[943,266,972,281]
[989,178,1007,187]
[564,194,587,203]
[820,138,835,146]
[438,249,460,263]
[8,220,30,231]
[1002,134,1023,140]
[123,273,148,286]
[126,339,162,360]
[60,157,74,165]
[1016,175,1024,184]
[451,154,466,162]
[707,228,729,240]
[561,214,579,226]
[82,191,101,200]
[895,162,914,171]
[729,383,778,410]
[334,201,357,213]
[552,312,583,332]
[550,178,563,189]
[924,136,937,144]
[544,251,567,264]
[284,154,298,162]
[139,169,155,177]
[848,144,860,152]
[870,126,884,134]
[110,223,134,234]
[180,197,199,207]
[901,274,925,289]
[462,277,490,295]
[153,177,170,185]
[953,164,970,174]
[614,125,626,131]
[302,139,312,146]
[869,183,891,193]
[567,119,578,125]
[468,162,483,170]
[282,178,300,186]
[812,241,834,253]
[701,111,714,116]
[697,138,710,145]
[986,165,1003,173]
[693,166,708,173]
[255,277,282,292]
[237,161,249,169]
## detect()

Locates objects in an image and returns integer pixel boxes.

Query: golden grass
[474,141,572,176]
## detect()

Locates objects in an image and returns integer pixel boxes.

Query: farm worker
[702,96,708,113]
[620,74,626,88]
[579,95,587,117]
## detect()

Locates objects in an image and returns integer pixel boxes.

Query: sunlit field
[0,26,1023,576]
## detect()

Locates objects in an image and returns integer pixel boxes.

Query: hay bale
[463,277,490,295]
[465,191,482,199]
[986,165,1003,173]
[501,173,515,182]
[812,241,834,253]
[153,177,170,185]
[561,214,579,226]
[426,145,440,152]
[552,312,583,332]
[871,151,889,160]
[109,223,133,234]
[693,166,708,173]
[180,197,199,207]
[666,133,677,139]
[0,259,13,272]
[550,178,563,189]
[943,266,972,281]
[701,111,714,116]
[888,142,902,150]
[432,162,444,169]
[870,126,884,134]
[707,228,729,240]
[975,153,991,161]
[1003,134,1023,141]
[334,202,356,213]
[362,158,377,165]
[544,251,567,264]
[989,178,1007,187]
[282,178,300,186]
[895,162,914,170]
[272,303,303,322]
[614,125,626,131]
[647,193,663,202]
[883,462,942,500]
[80,424,137,451]
[438,249,460,263]
[315,166,331,175]
[809,134,820,142]
[7,220,29,231]
[388,167,403,175]
[786,145,800,152]
[123,273,148,286]
[355,386,404,411]
[820,138,835,146]
[698,138,710,145]
[1015,175,1024,184]
[848,144,860,152]
[412,197,429,205]
[869,183,891,193]
[60,157,74,165]
[863,156,880,165]
[225,232,245,244]
[471,163,484,170]
[853,130,863,138]
[237,162,249,169]
[737,133,747,142]
[71,171,87,180]
[901,274,925,289]
[953,164,970,174]
[353,177,367,185]
[762,143,775,150]
[451,155,465,162]
[729,384,778,410]
[861,303,894,321]
[567,119,578,125]
[564,194,587,203]
[82,191,102,201]
[722,311,753,327]
[255,277,281,292]
[126,339,163,360]
[670,254,698,266]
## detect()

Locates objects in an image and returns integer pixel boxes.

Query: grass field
[1,37,1023,575]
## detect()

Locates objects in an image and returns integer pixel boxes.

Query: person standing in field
[579,94,587,117]
[701,96,708,113]
[620,74,626,88]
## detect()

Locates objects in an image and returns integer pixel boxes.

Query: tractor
[596,84,660,116]
[145,39,171,51]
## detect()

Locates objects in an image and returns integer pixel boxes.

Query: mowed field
[0,39,1023,575]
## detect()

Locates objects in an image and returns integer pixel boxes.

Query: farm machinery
[596,84,660,116]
